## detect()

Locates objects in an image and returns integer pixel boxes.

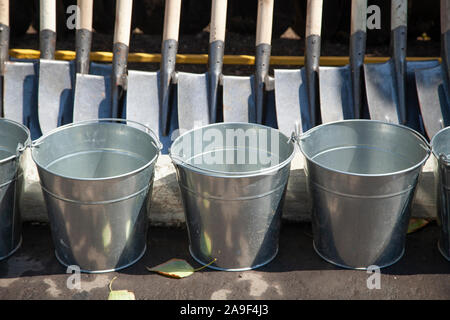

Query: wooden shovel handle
[0,0,8,26]
[113,0,133,46]
[441,0,450,34]
[306,0,323,37]
[77,0,93,31]
[210,0,228,43]
[350,0,367,35]
[40,0,56,32]
[256,0,274,46]
[163,0,182,42]
[391,0,407,30]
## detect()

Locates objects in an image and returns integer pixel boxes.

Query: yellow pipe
[9,48,441,66]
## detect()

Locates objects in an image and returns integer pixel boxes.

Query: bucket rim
[170,122,296,178]
[298,119,431,177]
[430,126,450,160]
[0,118,31,165]
[31,118,161,181]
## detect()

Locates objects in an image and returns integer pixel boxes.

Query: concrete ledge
[20,151,437,226]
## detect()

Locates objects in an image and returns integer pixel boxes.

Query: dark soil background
[8,0,442,75]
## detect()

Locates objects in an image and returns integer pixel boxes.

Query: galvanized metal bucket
[0,119,30,261]
[32,119,162,273]
[299,120,430,269]
[431,127,450,261]
[170,123,295,271]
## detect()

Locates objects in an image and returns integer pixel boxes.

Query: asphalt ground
[0,221,448,300]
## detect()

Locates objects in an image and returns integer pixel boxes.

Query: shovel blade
[406,60,440,135]
[274,68,311,137]
[364,60,400,124]
[177,72,210,133]
[222,75,256,123]
[73,73,111,122]
[38,59,75,134]
[3,60,42,139]
[318,65,353,123]
[415,64,449,139]
[126,70,174,154]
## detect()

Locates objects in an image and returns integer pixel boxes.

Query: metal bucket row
[0,118,448,272]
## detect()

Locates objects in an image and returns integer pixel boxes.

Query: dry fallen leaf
[108,290,136,300]
[407,218,430,234]
[147,258,217,279]
[107,277,136,300]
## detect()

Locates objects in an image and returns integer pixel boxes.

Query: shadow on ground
[0,221,448,280]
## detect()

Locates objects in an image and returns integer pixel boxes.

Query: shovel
[177,0,227,132]
[364,0,439,131]
[74,0,111,78]
[319,0,366,122]
[415,0,450,139]
[274,0,323,136]
[37,0,73,134]
[73,0,132,121]
[3,0,41,139]
[222,0,276,125]
[126,0,181,152]
[40,0,112,131]
[72,0,112,122]
[0,0,8,117]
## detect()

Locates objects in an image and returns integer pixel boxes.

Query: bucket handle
[288,121,306,145]
[289,120,433,157]
[30,118,163,151]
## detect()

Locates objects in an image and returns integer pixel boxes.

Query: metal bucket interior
[0,119,30,261]
[299,120,430,269]
[31,119,161,273]
[431,127,450,261]
[171,123,295,271]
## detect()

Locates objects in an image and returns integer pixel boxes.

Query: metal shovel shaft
[76,0,93,75]
[208,40,224,124]
[254,0,274,124]
[349,0,367,119]
[391,25,408,125]
[161,0,181,136]
[111,42,128,118]
[255,43,271,124]
[39,0,56,60]
[160,39,177,135]
[0,20,8,117]
[305,34,320,127]
[76,29,92,75]
[110,0,132,119]
[304,0,323,128]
